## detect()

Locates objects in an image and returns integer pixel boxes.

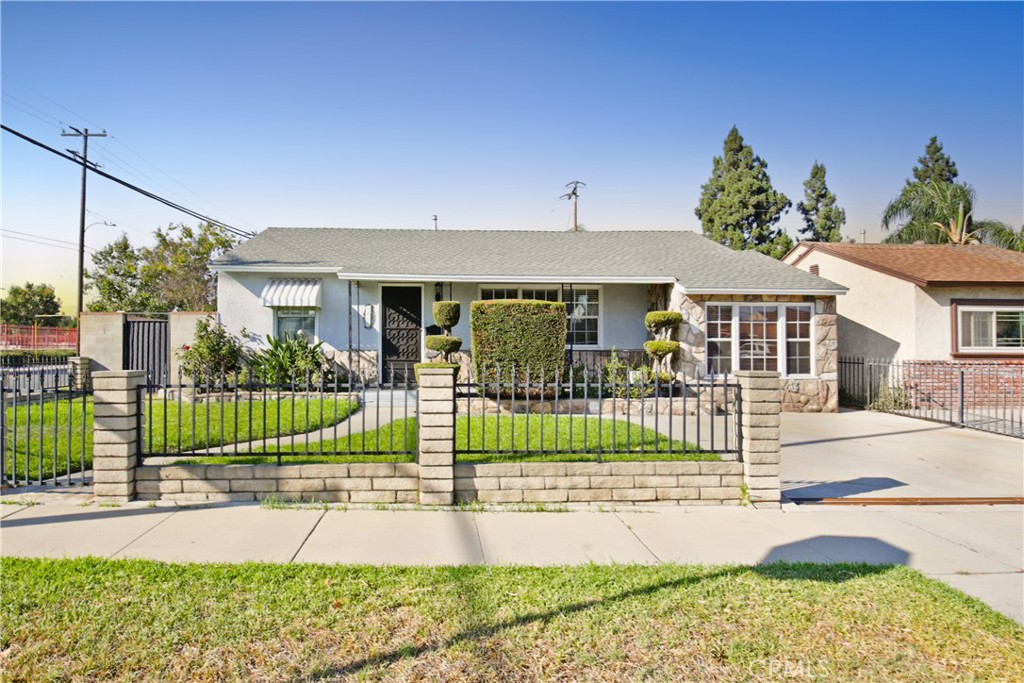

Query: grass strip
[1,558,1020,682]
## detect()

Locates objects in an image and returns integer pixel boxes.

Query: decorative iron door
[123,317,169,384]
[381,286,422,383]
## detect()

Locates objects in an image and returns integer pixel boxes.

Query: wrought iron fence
[838,357,1023,438]
[455,364,741,461]
[139,363,417,463]
[1,365,92,487]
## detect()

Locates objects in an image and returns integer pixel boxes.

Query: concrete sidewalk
[2,495,1021,624]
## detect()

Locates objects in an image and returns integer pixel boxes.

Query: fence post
[957,368,965,426]
[69,356,92,392]
[417,366,456,505]
[735,370,782,508]
[92,370,146,503]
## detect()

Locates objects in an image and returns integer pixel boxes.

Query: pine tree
[910,136,958,185]
[797,162,846,242]
[695,126,793,259]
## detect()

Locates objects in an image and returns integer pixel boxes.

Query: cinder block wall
[79,313,125,371]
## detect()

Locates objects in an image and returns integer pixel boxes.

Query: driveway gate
[124,317,169,383]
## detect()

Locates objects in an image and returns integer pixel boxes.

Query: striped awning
[260,278,322,308]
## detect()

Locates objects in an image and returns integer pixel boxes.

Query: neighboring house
[783,243,1024,362]
[211,229,846,411]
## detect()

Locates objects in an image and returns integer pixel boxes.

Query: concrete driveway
[781,409,1023,500]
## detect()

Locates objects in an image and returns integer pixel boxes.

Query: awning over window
[260,278,322,308]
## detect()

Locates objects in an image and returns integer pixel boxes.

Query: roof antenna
[432,215,438,231]
[861,230,866,244]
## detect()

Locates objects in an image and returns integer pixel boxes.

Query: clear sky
[2,1,1022,312]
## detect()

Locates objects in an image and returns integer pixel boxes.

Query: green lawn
[3,397,358,480]
[180,414,716,465]
[1,558,1020,682]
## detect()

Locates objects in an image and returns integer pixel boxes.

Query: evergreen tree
[909,136,958,185]
[695,126,793,259]
[797,162,846,242]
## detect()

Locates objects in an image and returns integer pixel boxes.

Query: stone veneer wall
[135,463,420,503]
[671,292,838,412]
[454,461,744,505]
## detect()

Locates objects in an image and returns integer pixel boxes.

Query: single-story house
[783,242,1023,362]
[211,228,847,411]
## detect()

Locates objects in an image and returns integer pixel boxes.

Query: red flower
[182,344,191,351]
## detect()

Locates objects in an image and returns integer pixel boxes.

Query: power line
[0,228,98,252]
[1,124,256,240]
[0,232,96,254]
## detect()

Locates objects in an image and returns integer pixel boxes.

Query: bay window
[705,303,815,377]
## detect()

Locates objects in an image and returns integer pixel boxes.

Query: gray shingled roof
[212,228,846,293]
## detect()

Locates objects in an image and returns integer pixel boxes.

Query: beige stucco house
[783,243,1023,362]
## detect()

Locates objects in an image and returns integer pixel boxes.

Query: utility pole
[432,215,438,231]
[560,180,586,232]
[61,126,106,321]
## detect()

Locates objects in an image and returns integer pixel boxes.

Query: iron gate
[124,317,169,383]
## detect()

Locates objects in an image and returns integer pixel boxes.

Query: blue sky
[2,1,1022,311]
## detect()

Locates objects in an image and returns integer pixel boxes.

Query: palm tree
[882,181,1012,245]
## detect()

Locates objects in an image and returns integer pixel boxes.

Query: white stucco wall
[217,274,649,360]
[913,285,1024,359]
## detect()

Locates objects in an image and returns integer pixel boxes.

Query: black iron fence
[455,365,741,461]
[838,357,1023,438]
[1,365,92,487]
[139,363,418,463]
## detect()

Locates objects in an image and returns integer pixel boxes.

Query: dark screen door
[381,286,422,382]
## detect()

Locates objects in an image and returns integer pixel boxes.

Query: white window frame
[476,284,603,349]
[957,304,1024,354]
[274,307,319,343]
[704,302,816,378]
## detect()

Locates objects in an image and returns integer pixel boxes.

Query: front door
[381,286,422,383]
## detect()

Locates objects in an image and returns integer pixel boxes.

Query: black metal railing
[1,365,92,487]
[839,357,1023,438]
[455,364,740,461]
[139,363,418,463]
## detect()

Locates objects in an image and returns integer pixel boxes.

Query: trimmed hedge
[645,311,683,336]
[644,340,680,359]
[432,301,461,333]
[471,300,566,382]
[425,335,463,357]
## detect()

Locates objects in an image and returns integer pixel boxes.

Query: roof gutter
[680,287,847,296]
[335,273,679,285]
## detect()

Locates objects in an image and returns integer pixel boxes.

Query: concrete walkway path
[2,495,1021,624]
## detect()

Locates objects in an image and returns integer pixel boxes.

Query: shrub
[643,340,680,359]
[432,301,461,334]
[177,319,244,382]
[426,335,463,358]
[413,361,460,383]
[471,300,566,382]
[601,348,654,399]
[248,333,336,387]
[644,311,682,337]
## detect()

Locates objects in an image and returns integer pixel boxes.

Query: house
[783,243,1024,362]
[211,228,847,411]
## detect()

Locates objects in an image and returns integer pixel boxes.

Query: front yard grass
[1,558,1020,682]
[179,414,718,465]
[3,397,358,480]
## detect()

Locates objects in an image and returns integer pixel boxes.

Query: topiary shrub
[644,340,680,377]
[644,311,683,337]
[426,301,463,363]
[432,301,461,334]
[471,300,566,383]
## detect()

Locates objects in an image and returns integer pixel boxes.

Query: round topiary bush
[644,340,680,359]
[644,311,683,337]
[433,301,461,334]
[425,335,462,362]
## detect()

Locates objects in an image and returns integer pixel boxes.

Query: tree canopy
[882,180,1015,246]
[909,136,958,185]
[796,162,846,243]
[0,282,65,326]
[86,222,239,313]
[695,126,793,259]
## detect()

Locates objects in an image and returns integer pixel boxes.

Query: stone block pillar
[78,312,126,371]
[69,357,92,392]
[417,366,456,505]
[92,370,146,502]
[735,370,782,508]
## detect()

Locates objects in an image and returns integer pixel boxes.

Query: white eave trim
[211,264,336,273]
[335,273,678,285]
